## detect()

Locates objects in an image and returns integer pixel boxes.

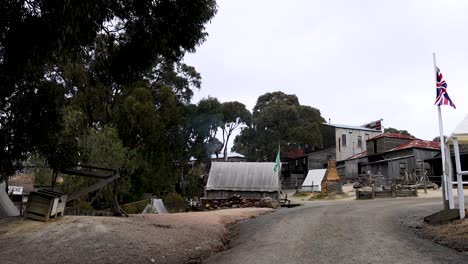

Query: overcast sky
[184,0,468,145]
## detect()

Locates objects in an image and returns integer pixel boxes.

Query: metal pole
[452,137,465,219]
[434,53,449,209]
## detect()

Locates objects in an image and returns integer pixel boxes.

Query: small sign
[8,186,23,195]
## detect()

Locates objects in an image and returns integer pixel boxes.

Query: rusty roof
[347,150,368,160]
[368,132,415,140]
[387,139,440,152]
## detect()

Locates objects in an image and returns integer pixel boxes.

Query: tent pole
[452,137,465,219]
[444,143,455,209]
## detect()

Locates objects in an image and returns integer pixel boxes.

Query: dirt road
[0,208,271,264]
[205,197,468,264]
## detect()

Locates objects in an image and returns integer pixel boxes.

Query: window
[341,134,347,146]
[357,136,362,148]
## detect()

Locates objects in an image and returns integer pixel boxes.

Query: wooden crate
[37,189,67,218]
[25,191,58,222]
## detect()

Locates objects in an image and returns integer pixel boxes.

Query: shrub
[163,192,186,213]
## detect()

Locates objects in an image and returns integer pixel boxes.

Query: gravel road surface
[205,197,468,264]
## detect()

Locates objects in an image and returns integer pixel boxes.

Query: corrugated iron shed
[206,162,279,192]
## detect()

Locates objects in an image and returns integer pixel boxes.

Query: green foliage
[188,97,223,162]
[220,101,251,160]
[384,127,414,137]
[185,164,205,198]
[233,91,325,161]
[73,200,94,211]
[432,135,447,142]
[163,192,187,213]
[122,200,150,214]
[0,0,218,182]
[30,155,53,187]
[81,126,127,170]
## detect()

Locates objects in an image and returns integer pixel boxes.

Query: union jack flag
[434,67,456,109]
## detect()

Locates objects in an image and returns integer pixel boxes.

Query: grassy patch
[122,199,150,214]
[309,192,350,200]
[292,192,312,197]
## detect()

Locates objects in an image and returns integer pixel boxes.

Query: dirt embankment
[0,208,272,264]
[411,218,468,254]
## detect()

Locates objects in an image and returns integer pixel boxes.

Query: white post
[434,53,449,209]
[452,137,465,219]
[444,142,455,209]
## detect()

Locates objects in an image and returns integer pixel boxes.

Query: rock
[424,209,460,224]
[259,197,279,209]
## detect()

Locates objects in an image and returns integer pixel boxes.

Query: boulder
[259,197,279,209]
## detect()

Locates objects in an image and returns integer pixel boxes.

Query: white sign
[8,186,23,195]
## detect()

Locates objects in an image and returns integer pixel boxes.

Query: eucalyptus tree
[233,91,324,161]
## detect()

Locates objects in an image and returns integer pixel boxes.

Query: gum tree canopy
[233,91,325,161]
[0,1,217,181]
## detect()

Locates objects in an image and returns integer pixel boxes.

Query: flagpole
[433,53,451,209]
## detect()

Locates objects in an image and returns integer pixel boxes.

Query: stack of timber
[202,194,257,210]
[356,185,417,200]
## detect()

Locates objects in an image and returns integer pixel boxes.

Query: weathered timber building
[425,145,468,186]
[284,123,381,187]
[341,133,440,183]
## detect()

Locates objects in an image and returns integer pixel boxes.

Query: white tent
[301,169,327,192]
[0,181,20,217]
[449,114,468,143]
[447,114,468,219]
[141,198,168,214]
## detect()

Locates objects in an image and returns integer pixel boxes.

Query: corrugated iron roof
[323,123,381,132]
[206,162,280,192]
[210,152,245,159]
[387,139,440,152]
[368,132,415,140]
[347,150,368,160]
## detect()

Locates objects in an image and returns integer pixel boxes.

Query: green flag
[274,147,281,172]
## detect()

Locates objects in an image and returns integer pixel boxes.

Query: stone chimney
[321,160,342,195]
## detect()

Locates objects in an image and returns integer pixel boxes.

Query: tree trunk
[223,132,232,162]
